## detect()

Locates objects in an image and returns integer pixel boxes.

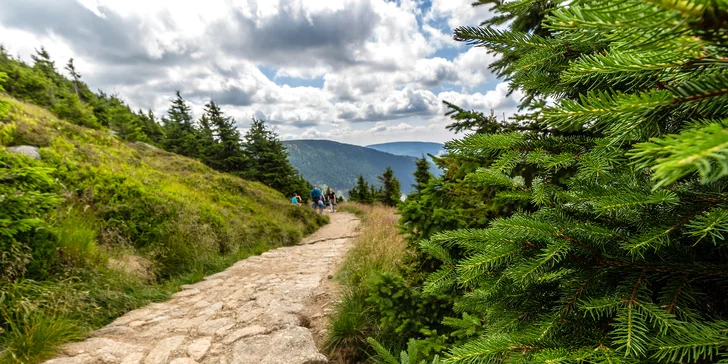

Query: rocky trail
[45,212,360,364]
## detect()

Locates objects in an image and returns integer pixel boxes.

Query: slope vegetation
[0,95,327,363]
[283,139,418,194]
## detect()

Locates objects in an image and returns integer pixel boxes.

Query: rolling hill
[366,141,444,158]
[283,139,419,195]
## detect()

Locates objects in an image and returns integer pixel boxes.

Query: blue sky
[0,0,523,145]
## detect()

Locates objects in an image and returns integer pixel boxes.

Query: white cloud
[0,0,514,145]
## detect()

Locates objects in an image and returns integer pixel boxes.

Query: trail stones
[222,325,267,344]
[43,213,359,364]
[170,359,198,364]
[144,336,186,364]
[187,337,212,360]
[231,326,328,364]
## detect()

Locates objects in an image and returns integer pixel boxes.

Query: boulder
[7,145,40,160]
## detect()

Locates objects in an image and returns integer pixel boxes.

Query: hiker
[310,185,324,213]
[291,193,298,206]
[295,193,302,204]
[326,187,336,213]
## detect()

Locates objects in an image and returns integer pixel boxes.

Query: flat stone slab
[43,213,359,364]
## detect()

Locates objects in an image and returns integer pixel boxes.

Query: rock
[222,325,267,344]
[187,337,212,361]
[144,336,186,364]
[121,352,145,364]
[7,145,41,160]
[88,326,137,337]
[327,275,333,280]
[193,300,211,309]
[44,355,93,364]
[135,141,160,150]
[63,338,144,359]
[197,318,234,336]
[198,302,223,316]
[174,288,201,298]
[231,326,327,364]
[170,358,198,364]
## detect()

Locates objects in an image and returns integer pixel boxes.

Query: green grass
[0,95,328,363]
[324,204,407,363]
[337,203,367,219]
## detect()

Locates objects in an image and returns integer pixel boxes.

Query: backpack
[311,188,322,199]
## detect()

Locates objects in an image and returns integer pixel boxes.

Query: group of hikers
[291,185,337,213]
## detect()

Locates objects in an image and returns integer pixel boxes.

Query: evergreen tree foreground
[393,0,728,363]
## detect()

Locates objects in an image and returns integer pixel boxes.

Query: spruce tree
[242,118,301,195]
[162,91,198,157]
[205,100,246,173]
[349,174,372,203]
[378,166,402,207]
[64,58,80,98]
[412,0,728,362]
[412,156,432,194]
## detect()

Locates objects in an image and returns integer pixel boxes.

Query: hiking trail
[45,212,360,364]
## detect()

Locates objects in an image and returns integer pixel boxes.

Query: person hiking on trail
[326,187,336,213]
[291,193,299,206]
[310,185,324,213]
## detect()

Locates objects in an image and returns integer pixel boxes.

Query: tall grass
[336,203,405,287]
[325,203,407,362]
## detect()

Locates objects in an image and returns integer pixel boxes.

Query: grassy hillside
[0,95,327,363]
[365,141,444,158]
[283,139,418,195]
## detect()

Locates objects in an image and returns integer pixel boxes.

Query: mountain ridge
[282,139,419,195]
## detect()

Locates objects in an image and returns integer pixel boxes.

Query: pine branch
[630,121,728,188]
[652,321,728,362]
[685,206,728,244]
[453,26,557,53]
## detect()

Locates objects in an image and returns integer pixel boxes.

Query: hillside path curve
[45,212,359,364]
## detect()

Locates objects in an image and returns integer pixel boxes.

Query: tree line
[0,46,309,197]
[347,166,402,207]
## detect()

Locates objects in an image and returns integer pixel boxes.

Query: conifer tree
[411,0,728,362]
[349,174,372,203]
[242,118,301,195]
[378,166,401,207]
[162,91,198,157]
[64,58,80,98]
[137,109,164,144]
[205,100,246,173]
[412,156,432,194]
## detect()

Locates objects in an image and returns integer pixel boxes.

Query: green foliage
[0,149,61,282]
[0,312,82,364]
[241,118,309,196]
[368,337,443,364]
[382,0,728,363]
[349,174,375,204]
[0,96,327,362]
[378,166,402,207]
[162,91,198,157]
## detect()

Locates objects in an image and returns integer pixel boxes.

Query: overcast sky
[0,0,522,145]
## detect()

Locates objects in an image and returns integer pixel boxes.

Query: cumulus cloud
[0,0,520,145]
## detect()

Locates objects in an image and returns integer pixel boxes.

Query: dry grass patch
[335,203,406,287]
[325,203,407,362]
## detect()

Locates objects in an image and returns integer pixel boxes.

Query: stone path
[45,212,359,364]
